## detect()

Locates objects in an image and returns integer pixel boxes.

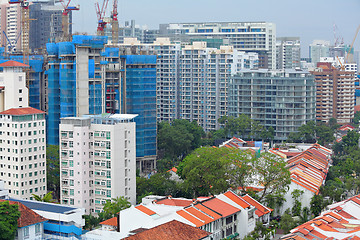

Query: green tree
[32,191,54,202]
[0,201,21,240]
[103,196,131,217]
[353,112,360,125]
[47,145,60,201]
[288,121,317,143]
[177,147,233,197]
[310,194,324,216]
[291,190,303,216]
[252,153,291,202]
[315,123,335,146]
[279,210,298,234]
[261,126,275,145]
[84,214,100,230]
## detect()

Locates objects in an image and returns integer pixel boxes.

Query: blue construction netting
[123,55,157,158]
[89,83,102,114]
[102,47,119,58]
[72,35,108,48]
[122,55,157,65]
[356,89,360,97]
[46,43,58,56]
[46,58,61,145]
[58,42,75,56]
[89,59,95,78]
[60,61,76,118]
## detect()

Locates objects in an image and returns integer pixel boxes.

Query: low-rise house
[0,200,47,240]
[282,194,360,239]
[9,198,85,239]
[280,144,332,214]
[84,190,272,240]
[124,220,211,240]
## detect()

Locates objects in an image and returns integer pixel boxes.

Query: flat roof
[9,198,79,214]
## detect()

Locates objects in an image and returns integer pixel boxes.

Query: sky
[71,0,360,57]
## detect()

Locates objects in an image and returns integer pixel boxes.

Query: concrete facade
[60,114,137,214]
[276,37,301,70]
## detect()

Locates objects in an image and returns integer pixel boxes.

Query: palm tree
[32,191,54,203]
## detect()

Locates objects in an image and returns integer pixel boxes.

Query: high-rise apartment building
[311,62,355,123]
[309,40,331,65]
[179,42,258,131]
[29,1,64,53]
[46,35,157,173]
[0,60,46,200]
[0,107,47,200]
[160,22,276,69]
[0,1,21,52]
[229,69,316,141]
[276,37,301,69]
[60,114,136,214]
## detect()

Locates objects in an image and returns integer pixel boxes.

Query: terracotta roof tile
[124,220,210,240]
[242,195,272,216]
[193,204,222,220]
[176,209,205,227]
[0,200,47,228]
[99,216,117,227]
[201,198,240,217]
[223,191,250,209]
[0,107,45,115]
[156,198,192,207]
[0,60,29,68]
[135,205,157,216]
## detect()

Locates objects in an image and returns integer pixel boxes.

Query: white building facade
[0,107,47,200]
[60,114,137,214]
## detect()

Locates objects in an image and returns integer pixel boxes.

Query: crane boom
[59,0,80,42]
[345,24,360,64]
[95,0,109,36]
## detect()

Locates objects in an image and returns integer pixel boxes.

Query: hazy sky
[71,0,360,57]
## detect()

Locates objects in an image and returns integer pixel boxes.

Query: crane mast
[111,0,118,44]
[96,0,109,36]
[59,0,80,42]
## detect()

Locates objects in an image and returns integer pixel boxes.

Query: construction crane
[95,0,109,36]
[59,0,80,42]
[8,0,30,63]
[110,0,119,44]
[344,24,360,66]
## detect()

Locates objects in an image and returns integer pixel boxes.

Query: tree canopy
[0,201,21,240]
[103,196,131,218]
[177,147,291,200]
[47,145,60,201]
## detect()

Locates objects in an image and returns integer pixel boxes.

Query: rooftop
[123,220,210,240]
[0,60,29,68]
[0,200,47,228]
[9,198,79,214]
[0,107,45,116]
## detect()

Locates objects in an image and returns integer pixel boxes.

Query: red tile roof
[0,107,45,115]
[0,200,47,228]
[124,220,210,240]
[201,198,240,217]
[135,205,157,216]
[156,198,192,207]
[176,209,205,227]
[223,191,250,209]
[242,195,272,217]
[100,216,117,227]
[338,124,355,131]
[0,60,29,68]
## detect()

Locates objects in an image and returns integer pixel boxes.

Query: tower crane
[110,0,118,44]
[59,0,80,42]
[8,0,30,62]
[95,0,109,36]
[344,24,360,66]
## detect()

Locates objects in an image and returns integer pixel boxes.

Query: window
[23,227,29,238]
[19,97,22,102]
[19,89,22,93]
[35,224,41,235]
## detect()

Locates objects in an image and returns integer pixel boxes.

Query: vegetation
[177,147,291,200]
[0,201,21,240]
[47,145,60,201]
[287,121,335,145]
[32,191,54,203]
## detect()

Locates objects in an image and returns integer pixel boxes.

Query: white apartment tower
[0,0,21,52]
[162,22,276,69]
[180,42,258,131]
[276,37,301,69]
[0,60,46,200]
[60,114,137,214]
[0,107,47,199]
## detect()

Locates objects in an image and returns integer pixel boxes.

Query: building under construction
[46,35,157,172]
